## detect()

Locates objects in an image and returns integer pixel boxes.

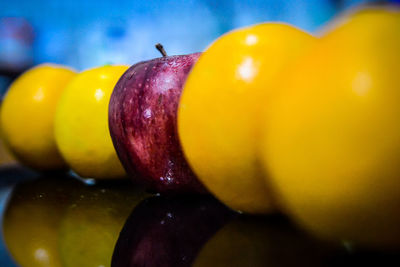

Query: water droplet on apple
[143,108,152,119]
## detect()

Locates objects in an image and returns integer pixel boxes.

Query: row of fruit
[0,64,128,178]
[1,4,400,251]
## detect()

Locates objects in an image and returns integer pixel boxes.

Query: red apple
[109,45,205,193]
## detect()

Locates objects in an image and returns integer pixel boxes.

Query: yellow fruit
[261,7,400,248]
[178,23,316,214]
[54,65,128,179]
[0,64,76,170]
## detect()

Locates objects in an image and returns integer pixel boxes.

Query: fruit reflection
[112,195,236,267]
[3,175,148,267]
[3,175,79,267]
[193,215,344,267]
[59,180,148,267]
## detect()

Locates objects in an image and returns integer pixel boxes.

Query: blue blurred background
[1,0,385,96]
[1,0,397,95]
[0,0,397,266]
[0,0,382,73]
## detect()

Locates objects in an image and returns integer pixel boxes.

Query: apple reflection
[111,195,236,267]
[112,195,354,267]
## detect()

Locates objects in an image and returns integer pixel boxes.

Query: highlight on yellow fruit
[178,23,316,214]
[0,64,76,171]
[261,6,400,249]
[54,65,128,179]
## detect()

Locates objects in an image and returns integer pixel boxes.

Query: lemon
[0,64,76,171]
[54,65,128,179]
[178,23,316,213]
[261,7,400,248]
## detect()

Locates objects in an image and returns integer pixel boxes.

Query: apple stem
[155,43,167,57]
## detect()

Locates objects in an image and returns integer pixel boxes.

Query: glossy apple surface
[111,195,236,267]
[109,52,205,193]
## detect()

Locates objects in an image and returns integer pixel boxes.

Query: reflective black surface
[1,165,400,267]
[112,194,235,267]
[0,165,37,267]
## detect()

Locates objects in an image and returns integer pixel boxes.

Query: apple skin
[109,53,205,193]
[111,195,236,267]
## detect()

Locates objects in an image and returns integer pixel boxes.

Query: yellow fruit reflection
[3,176,79,267]
[261,7,400,248]
[178,23,316,214]
[54,65,128,179]
[58,181,148,267]
[193,216,340,267]
[0,64,76,171]
[3,174,148,267]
